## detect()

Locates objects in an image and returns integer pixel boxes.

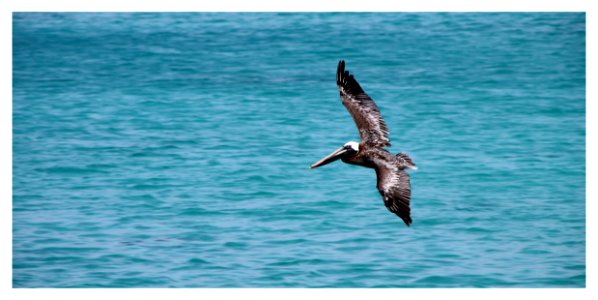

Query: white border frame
[2,1,594,300]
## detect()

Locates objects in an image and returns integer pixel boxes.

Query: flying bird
[310,60,417,226]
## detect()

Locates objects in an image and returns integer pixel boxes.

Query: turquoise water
[13,13,585,287]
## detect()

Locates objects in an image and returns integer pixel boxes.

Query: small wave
[34,166,109,175]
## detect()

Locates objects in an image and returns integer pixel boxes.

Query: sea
[12,13,585,287]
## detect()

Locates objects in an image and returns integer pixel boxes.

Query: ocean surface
[13,13,585,287]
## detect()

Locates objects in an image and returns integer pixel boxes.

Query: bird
[310,60,417,226]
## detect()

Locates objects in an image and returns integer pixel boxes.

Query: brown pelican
[310,60,417,226]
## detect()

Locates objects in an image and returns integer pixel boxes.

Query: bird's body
[310,60,416,226]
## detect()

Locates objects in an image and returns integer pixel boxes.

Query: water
[12,13,585,287]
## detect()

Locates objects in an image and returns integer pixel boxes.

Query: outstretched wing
[375,164,412,226]
[337,60,391,147]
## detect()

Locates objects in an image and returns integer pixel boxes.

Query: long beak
[310,147,347,169]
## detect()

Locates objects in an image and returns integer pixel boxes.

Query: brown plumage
[310,60,416,226]
[337,60,391,148]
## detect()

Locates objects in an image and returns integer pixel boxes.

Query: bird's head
[309,141,359,169]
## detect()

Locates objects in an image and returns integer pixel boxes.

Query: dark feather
[336,60,391,147]
[375,163,412,226]
[396,152,416,170]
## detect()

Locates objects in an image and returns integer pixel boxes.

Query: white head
[344,141,359,152]
[310,141,360,169]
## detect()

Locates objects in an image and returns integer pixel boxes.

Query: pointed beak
[310,146,347,169]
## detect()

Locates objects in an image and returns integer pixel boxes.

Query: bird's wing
[336,60,391,147]
[375,162,412,226]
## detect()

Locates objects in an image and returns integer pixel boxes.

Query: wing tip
[336,60,364,94]
[337,60,345,86]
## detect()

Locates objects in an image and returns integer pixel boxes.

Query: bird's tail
[396,153,417,170]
